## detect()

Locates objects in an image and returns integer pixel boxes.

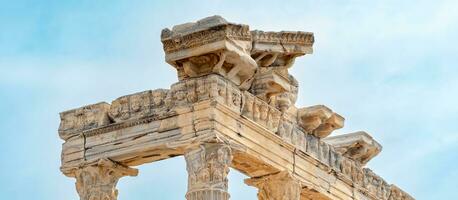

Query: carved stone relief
[72,159,138,200]
[108,89,169,122]
[161,16,257,90]
[185,143,233,200]
[242,91,281,132]
[58,15,414,200]
[59,102,111,140]
[245,171,301,200]
[388,185,415,200]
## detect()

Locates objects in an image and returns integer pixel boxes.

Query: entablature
[58,15,413,200]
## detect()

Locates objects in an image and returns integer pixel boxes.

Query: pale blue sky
[0,0,457,199]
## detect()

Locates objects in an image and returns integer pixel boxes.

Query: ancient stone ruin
[58,16,414,200]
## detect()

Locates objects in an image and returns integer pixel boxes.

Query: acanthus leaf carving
[245,171,301,200]
[72,159,138,200]
[58,15,414,200]
[185,143,233,200]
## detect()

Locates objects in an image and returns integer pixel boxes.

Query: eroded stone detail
[323,131,382,165]
[388,185,415,200]
[301,187,331,200]
[363,168,391,200]
[241,91,281,132]
[107,74,244,123]
[249,30,310,113]
[245,171,301,200]
[58,15,414,200]
[59,102,111,140]
[72,159,138,200]
[161,16,257,90]
[109,89,169,122]
[185,143,232,200]
[269,74,299,112]
[250,31,314,60]
[250,69,299,113]
[249,68,290,102]
[297,105,344,138]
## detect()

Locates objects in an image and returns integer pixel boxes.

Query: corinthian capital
[72,159,138,200]
[245,171,301,200]
[185,143,233,200]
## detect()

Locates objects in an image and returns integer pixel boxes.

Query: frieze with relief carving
[58,15,414,200]
[59,102,111,140]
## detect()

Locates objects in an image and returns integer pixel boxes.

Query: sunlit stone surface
[58,16,413,200]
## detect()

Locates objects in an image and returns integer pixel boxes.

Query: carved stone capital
[245,171,301,200]
[72,159,138,200]
[58,15,414,200]
[184,143,233,200]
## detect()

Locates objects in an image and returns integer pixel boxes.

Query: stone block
[161,15,257,89]
[297,105,344,138]
[59,102,111,140]
[323,131,382,165]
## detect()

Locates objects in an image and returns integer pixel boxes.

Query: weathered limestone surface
[161,16,256,90]
[245,171,301,200]
[58,16,413,200]
[297,105,344,138]
[59,102,111,140]
[185,143,232,200]
[323,131,382,165]
[72,159,138,200]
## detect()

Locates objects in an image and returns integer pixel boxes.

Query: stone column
[184,143,233,200]
[73,158,138,200]
[245,171,301,200]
